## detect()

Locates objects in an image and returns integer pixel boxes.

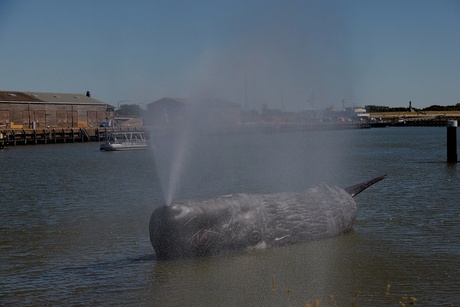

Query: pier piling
[447,120,458,163]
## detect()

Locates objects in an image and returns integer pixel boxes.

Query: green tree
[117,104,144,117]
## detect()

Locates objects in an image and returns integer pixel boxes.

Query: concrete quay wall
[0,128,141,147]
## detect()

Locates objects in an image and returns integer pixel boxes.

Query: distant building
[0,91,114,129]
[353,107,370,119]
[324,106,370,121]
[145,97,242,131]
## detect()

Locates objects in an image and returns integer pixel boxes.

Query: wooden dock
[0,128,142,147]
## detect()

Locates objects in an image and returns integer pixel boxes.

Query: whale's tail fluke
[345,174,387,197]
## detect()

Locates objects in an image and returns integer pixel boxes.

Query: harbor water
[1,127,459,305]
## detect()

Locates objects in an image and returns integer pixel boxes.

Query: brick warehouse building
[0,91,114,129]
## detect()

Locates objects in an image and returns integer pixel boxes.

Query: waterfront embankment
[372,110,460,118]
[1,121,370,147]
[0,127,142,147]
[3,113,458,147]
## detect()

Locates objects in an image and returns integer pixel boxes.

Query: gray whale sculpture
[149,174,387,260]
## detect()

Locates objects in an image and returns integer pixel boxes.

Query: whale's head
[149,200,234,260]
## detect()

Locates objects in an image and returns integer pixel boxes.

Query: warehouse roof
[0,90,112,106]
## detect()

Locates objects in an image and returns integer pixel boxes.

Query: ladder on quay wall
[0,131,5,149]
[81,128,91,142]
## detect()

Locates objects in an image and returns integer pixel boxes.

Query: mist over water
[146,0,359,204]
[151,129,190,206]
[149,103,217,206]
[147,1,358,203]
[150,123,352,207]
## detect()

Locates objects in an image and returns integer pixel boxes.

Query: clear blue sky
[1,0,459,111]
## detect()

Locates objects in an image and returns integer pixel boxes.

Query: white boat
[100,131,147,151]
